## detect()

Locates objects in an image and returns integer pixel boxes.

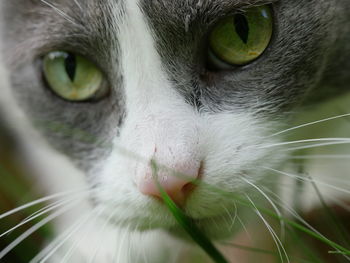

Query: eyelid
[206,49,236,71]
[206,3,275,29]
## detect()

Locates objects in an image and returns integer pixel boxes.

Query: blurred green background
[0,121,53,263]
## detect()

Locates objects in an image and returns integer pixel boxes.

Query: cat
[0,0,350,262]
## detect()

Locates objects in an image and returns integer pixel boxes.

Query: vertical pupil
[234,13,249,44]
[64,53,76,81]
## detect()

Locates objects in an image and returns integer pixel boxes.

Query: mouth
[165,212,238,241]
[105,205,238,241]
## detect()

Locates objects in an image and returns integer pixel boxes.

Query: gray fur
[141,0,350,111]
[0,0,127,170]
[1,0,349,170]
[1,0,350,261]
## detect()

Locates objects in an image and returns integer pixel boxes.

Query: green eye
[43,51,107,101]
[208,5,273,67]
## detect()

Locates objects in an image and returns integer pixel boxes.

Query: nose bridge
[116,1,202,205]
[118,6,200,159]
[129,113,201,205]
[133,108,200,166]
[117,0,195,122]
[118,0,170,99]
[129,109,201,205]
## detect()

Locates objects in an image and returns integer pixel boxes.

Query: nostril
[180,161,203,198]
[181,182,196,197]
[198,160,205,180]
[139,161,204,206]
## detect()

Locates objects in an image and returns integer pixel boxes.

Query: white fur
[92,0,280,247]
[2,1,350,262]
[0,1,280,261]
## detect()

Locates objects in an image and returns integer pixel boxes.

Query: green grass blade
[186,179,350,257]
[151,161,229,263]
[306,173,350,247]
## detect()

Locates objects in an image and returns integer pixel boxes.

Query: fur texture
[0,0,350,262]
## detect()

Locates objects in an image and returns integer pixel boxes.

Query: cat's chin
[112,212,239,241]
[105,208,238,241]
[165,213,239,241]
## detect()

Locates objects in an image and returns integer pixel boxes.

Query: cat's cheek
[184,113,282,217]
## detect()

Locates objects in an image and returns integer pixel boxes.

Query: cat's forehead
[0,0,344,168]
[139,0,277,18]
[0,0,276,66]
[6,0,278,22]
[1,0,337,114]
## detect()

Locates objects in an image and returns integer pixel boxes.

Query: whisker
[221,204,237,231]
[40,210,99,263]
[111,229,120,262]
[127,228,134,263]
[210,216,221,232]
[141,231,149,263]
[39,0,79,26]
[262,167,350,195]
[269,112,350,137]
[285,141,350,151]
[305,173,350,248]
[22,199,68,223]
[236,215,252,242]
[327,198,350,213]
[261,186,325,238]
[219,241,278,257]
[29,214,94,263]
[21,183,98,222]
[246,195,290,263]
[88,209,118,263]
[0,187,88,220]
[130,224,142,263]
[260,138,350,149]
[72,0,83,11]
[116,225,131,263]
[241,178,285,241]
[59,207,107,263]
[261,165,350,187]
[290,154,350,160]
[30,209,97,263]
[261,186,350,260]
[0,197,80,239]
[0,199,82,260]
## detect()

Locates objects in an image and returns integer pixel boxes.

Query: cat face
[0,0,348,239]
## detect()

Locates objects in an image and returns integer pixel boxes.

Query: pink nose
[138,161,202,206]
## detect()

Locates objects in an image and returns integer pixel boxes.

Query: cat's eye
[43,51,108,101]
[208,5,273,68]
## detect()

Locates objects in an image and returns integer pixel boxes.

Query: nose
[138,161,202,206]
